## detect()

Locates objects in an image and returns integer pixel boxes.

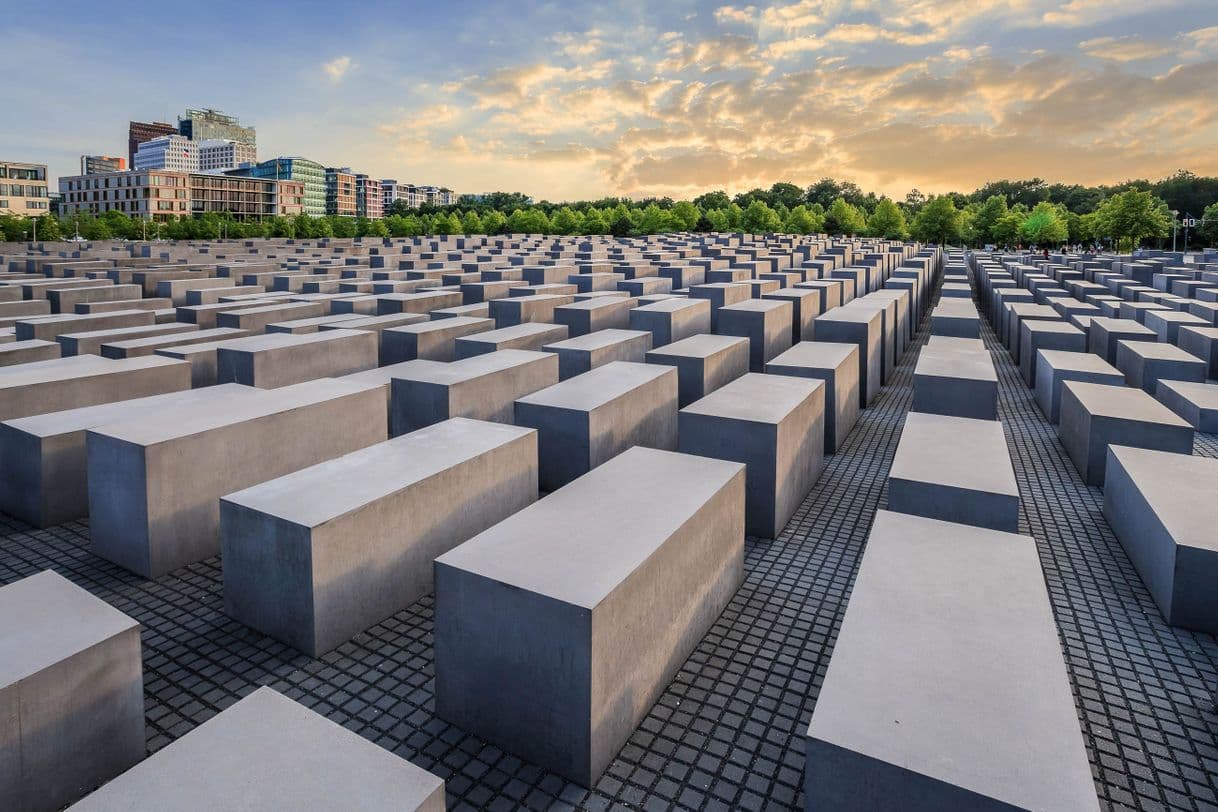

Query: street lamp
[1171,210,1179,253]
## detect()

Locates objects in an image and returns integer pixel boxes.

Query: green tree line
[5,171,1217,250]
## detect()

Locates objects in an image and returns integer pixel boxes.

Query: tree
[638,204,675,235]
[741,200,781,233]
[33,214,61,241]
[581,208,608,234]
[768,182,804,210]
[461,210,484,234]
[1200,202,1218,246]
[609,215,634,238]
[693,190,731,210]
[781,204,822,235]
[481,210,507,234]
[909,195,962,244]
[866,197,908,239]
[970,195,1008,246]
[825,198,865,235]
[361,218,389,238]
[1020,201,1068,246]
[705,209,730,232]
[670,201,701,231]
[1091,190,1172,252]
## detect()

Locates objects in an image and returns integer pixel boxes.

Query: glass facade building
[249,157,326,216]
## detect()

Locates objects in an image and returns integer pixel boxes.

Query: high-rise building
[178,108,255,146]
[134,135,199,173]
[197,139,257,173]
[81,155,127,175]
[0,161,50,217]
[325,167,357,217]
[128,120,178,168]
[247,157,326,216]
[355,174,383,219]
[59,170,304,221]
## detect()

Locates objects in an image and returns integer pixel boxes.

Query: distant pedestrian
[1043,247,1049,261]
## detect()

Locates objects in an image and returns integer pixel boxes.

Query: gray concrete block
[514,361,678,491]
[766,341,859,453]
[390,349,559,435]
[542,328,652,380]
[435,446,745,786]
[377,290,464,315]
[0,384,257,528]
[16,310,157,343]
[1177,325,1218,377]
[68,687,444,811]
[1103,446,1218,633]
[805,510,1099,812]
[554,296,638,337]
[222,418,537,655]
[1034,349,1125,423]
[1087,317,1157,365]
[381,317,495,363]
[1155,380,1218,432]
[888,412,1019,532]
[1143,309,1208,344]
[216,301,327,333]
[216,329,377,389]
[0,355,189,421]
[1,570,143,812]
[930,298,980,339]
[688,283,750,330]
[628,298,711,348]
[679,373,824,538]
[453,322,567,359]
[812,307,883,407]
[645,334,750,408]
[58,322,198,357]
[0,339,59,367]
[717,299,794,372]
[1058,381,1193,486]
[1018,320,1085,387]
[87,378,388,578]
[1115,339,1206,395]
[912,345,998,421]
[488,293,574,327]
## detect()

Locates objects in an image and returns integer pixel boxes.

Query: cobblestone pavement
[1,296,1215,810]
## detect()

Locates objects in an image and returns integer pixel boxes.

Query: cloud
[322,55,355,83]
[714,5,758,25]
[1079,35,1173,62]
[1041,0,1181,27]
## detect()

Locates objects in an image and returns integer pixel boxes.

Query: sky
[4,0,1217,202]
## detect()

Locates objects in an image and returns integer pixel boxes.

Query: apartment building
[246,157,326,216]
[58,170,303,221]
[382,179,427,210]
[134,135,199,173]
[356,174,383,219]
[190,173,303,218]
[325,167,357,217]
[0,161,50,217]
[81,155,127,175]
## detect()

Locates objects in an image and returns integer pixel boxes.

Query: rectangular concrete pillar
[766,341,859,453]
[628,298,711,348]
[645,334,750,408]
[435,446,745,786]
[216,329,378,389]
[542,328,653,380]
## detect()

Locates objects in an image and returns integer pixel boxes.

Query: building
[134,135,199,173]
[190,173,303,218]
[81,155,127,175]
[246,157,326,216]
[58,170,303,221]
[197,139,257,173]
[355,174,383,219]
[128,120,177,168]
[0,161,50,218]
[382,179,427,210]
[325,167,357,217]
[178,108,255,146]
[419,185,456,206]
[59,170,189,221]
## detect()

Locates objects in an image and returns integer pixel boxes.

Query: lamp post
[1171,210,1179,253]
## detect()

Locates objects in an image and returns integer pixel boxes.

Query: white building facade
[197,139,257,173]
[133,134,199,173]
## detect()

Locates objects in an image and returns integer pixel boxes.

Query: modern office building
[355,174,383,219]
[134,135,199,173]
[59,170,303,221]
[178,108,256,146]
[197,139,257,173]
[325,167,357,217]
[382,179,427,210]
[81,155,127,175]
[0,161,50,217]
[190,173,303,218]
[128,120,177,167]
[246,157,326,216]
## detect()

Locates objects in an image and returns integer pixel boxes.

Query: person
[1043,247,1049,260]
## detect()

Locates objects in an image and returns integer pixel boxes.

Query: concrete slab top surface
[1117,340,1203,361]
[925,335,986,353]
[516,360,672,411]
[223,417,534,527]
[648,333,749,359]
[808,510,1098,812]
[1157,379,1218,407]
[889,411,1018,496]
[1039,349,1121,373]
[435,446,743,610]
[1108,445,1218,554]
[2,383,255,439]
[681,372,822,424]
[217,328,370,352]
[544,329,651,352]
[767,341,857,368]
[396,316,490,335]
[91,378,382,445]
[1091,317,1156,335]
[0,570,138,687]
[633,297,708,314]
[1063,381,1192,426]
[0,353,111,379]
[399,349,552,383]
[458,322,563,342]
[720,299,790,314]
[914,347,998,381]
[1024,320,1084,336]
[70,687,442,810]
